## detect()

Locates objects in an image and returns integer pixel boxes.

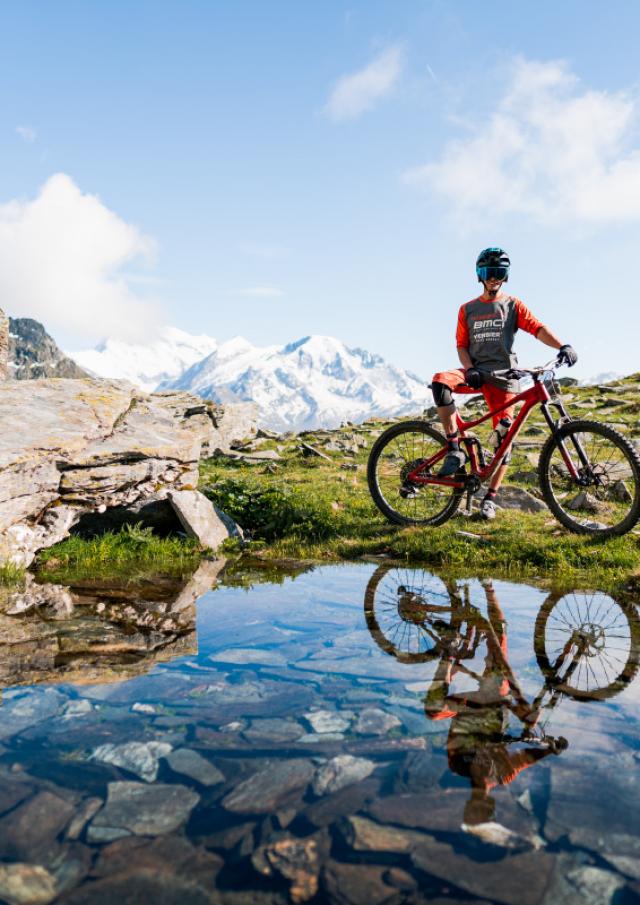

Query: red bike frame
[406,376,571,489]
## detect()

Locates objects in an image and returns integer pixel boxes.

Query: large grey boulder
[168,490,243,551]
[0,379,256,566]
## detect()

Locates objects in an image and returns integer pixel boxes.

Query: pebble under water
[0,561,638,904]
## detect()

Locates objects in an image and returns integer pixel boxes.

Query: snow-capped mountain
[70,326,218,392]
[159,334,433,431]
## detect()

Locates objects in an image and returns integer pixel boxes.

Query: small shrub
[204,477,342,541]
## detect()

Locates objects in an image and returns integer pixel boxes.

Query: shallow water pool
[0,561,638,904]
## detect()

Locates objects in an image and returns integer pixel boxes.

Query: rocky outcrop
[9,318,89,380]
[0,379,257,565]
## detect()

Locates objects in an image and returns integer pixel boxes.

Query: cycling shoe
[438,450,466,477]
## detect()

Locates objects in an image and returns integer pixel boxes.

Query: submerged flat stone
[304,710,352,734]
[411,837,556,905]
[165,748,224,786]
[340,815,428,853]
[222,760,314,814]
[90,741,173,782]
[0,862,58,905]
[312,755,376,796]
[89,782,199,839]
[58,870,212,905]
[353,708,401,736]
[0,790,75,862]
[243,719,305,744]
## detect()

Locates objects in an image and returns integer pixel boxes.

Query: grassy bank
[31,374,640,592]
[201,375,640,591]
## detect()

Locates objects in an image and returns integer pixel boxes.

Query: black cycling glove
[464,368,484,389]
[558,344,578,367]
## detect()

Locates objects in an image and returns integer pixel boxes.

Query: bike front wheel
[534,590,640,700]
[367,421,464,526]
[538,420,640,536]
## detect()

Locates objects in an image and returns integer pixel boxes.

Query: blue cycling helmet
[476,247,510,283]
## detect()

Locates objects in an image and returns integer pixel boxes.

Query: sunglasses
[478,266,509,281]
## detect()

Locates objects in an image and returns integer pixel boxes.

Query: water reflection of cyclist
[423,579,566,825]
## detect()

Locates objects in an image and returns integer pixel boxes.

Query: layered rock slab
[0,378,256,565]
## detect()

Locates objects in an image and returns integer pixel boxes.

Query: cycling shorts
[432,369,516,428]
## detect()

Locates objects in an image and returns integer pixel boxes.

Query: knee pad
[432,381,454,408]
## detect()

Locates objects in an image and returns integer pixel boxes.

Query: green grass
[0,561,26,586]
[201,377,640,592]
[36,524,201,583]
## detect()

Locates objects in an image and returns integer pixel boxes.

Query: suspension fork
[540,402,591,477]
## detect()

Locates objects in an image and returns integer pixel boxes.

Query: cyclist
[432,248,578,519]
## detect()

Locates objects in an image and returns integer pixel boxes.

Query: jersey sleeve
[456,305,470,348]
[514,299,544,337]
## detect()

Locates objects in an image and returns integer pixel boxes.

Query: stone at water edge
[168,490,243,551]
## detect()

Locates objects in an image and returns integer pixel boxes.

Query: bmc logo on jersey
[473,318,503,329]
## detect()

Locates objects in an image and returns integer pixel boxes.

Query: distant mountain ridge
[69,328,433,431]
[160,333,434,431]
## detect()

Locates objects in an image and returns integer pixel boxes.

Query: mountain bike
[367,357,640,536]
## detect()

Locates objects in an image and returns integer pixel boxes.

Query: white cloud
[324,44,405,122]
[16,125,36,143]
[237,286,283,298]
[404,58,640,224]
[0,173,161,342]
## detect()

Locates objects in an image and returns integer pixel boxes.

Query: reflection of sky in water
[0,562,638,902]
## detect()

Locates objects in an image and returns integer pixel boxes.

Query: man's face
[483,277,504,295]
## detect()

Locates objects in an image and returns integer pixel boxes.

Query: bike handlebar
[492,355,565,381]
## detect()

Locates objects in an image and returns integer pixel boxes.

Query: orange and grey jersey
[456,296,544,391]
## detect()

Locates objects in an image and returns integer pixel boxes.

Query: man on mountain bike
[432,248,577,519]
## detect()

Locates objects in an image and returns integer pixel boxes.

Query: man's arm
[457,346,473,369]
[535,325,564,350]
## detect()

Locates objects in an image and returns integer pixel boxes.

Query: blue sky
[1,0,640,380]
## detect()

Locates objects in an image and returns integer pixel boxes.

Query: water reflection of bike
[364,566,640,823]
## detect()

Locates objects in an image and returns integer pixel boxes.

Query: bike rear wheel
[364,564,462,663]
[367,421,464,526]
[538,420,640,536]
